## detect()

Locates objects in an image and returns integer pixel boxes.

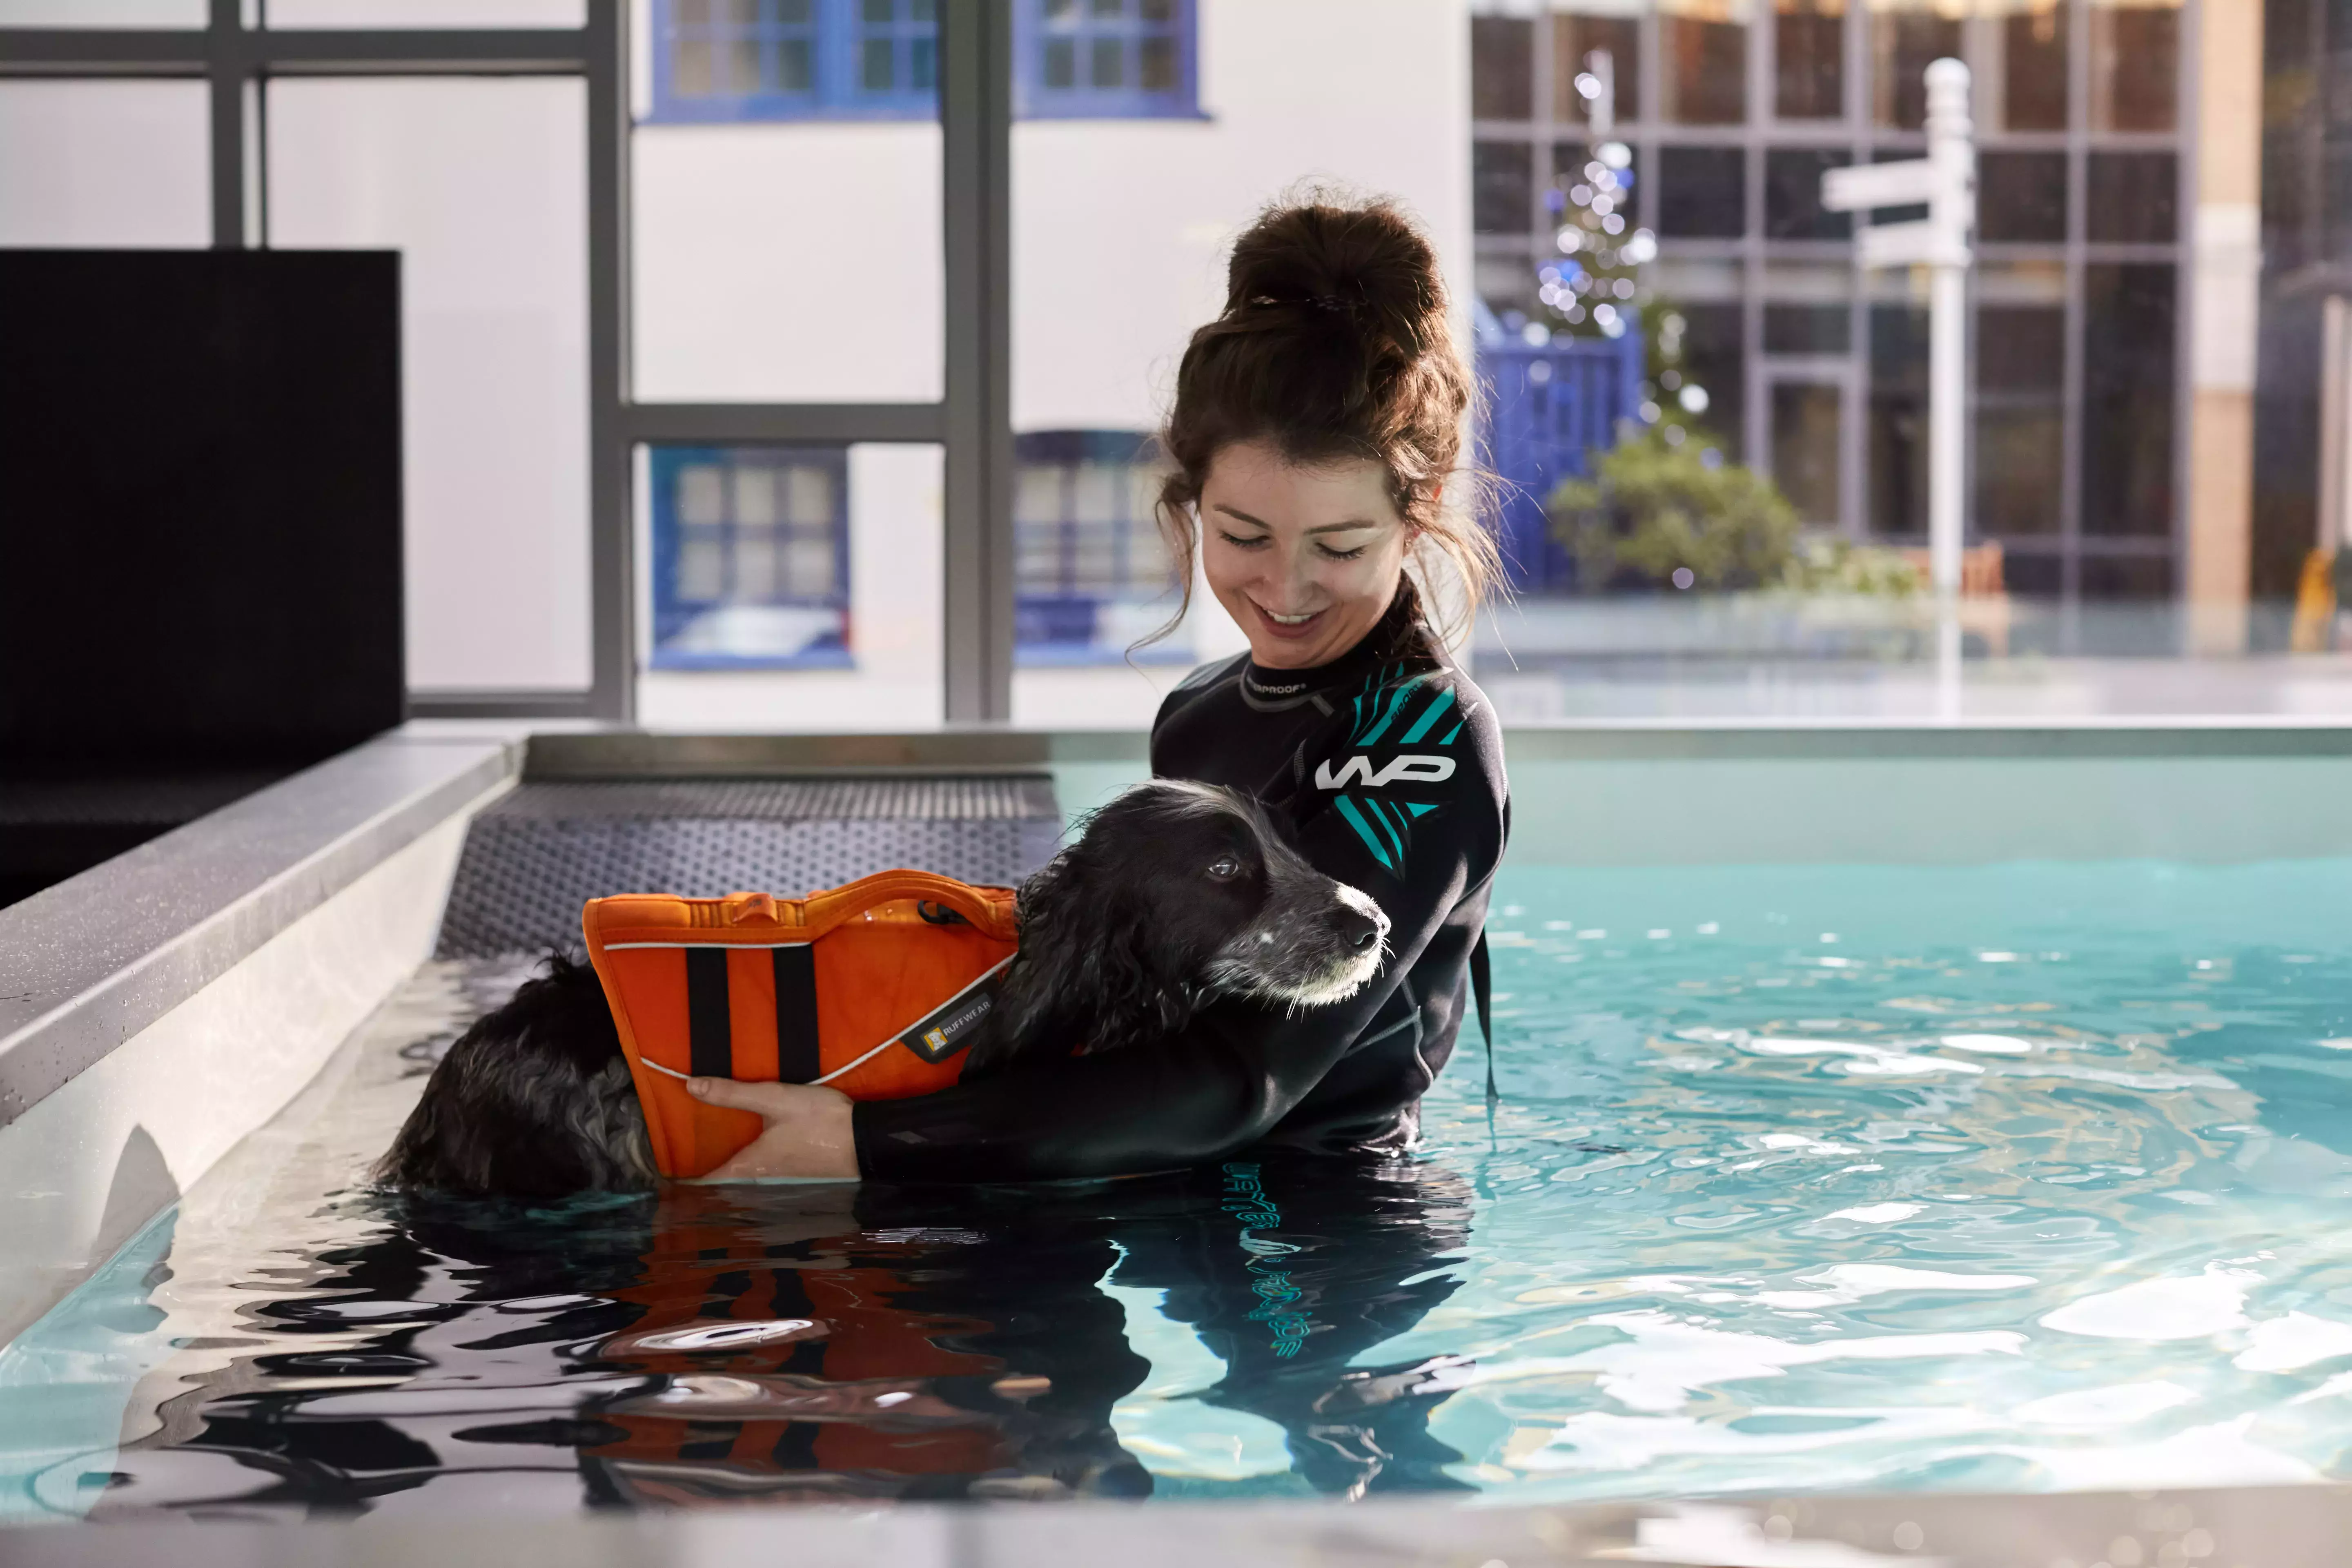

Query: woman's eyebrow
[1212,503,1380,535]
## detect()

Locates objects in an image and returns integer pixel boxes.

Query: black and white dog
[377,781,1390,1198]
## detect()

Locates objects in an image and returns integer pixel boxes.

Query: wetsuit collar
[1240,586,1428,702]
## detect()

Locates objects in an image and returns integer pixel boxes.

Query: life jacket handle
[688,870,1013,945]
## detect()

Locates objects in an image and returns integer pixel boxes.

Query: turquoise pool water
[9,856,2352,1514]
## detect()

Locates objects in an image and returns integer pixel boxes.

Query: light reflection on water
[10,858,2352,1515]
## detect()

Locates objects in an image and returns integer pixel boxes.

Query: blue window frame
[650,445,853,669]
[1016,0,1200,119]
[1014,430,1191,665]
[650,0,938,124]
[647,0,1197,122]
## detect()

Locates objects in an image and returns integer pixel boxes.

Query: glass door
[1765,370,1850,530]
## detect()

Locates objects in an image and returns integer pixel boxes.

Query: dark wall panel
[0,250,404,768]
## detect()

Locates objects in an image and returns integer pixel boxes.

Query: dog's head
[969,780,1390,1073]
[374,953,655,1198]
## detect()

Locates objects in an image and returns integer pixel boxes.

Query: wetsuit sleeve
[852,679,1502,1183]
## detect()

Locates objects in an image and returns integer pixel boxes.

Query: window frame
[648,444,856,672]
[1015,0,1205,121]
[646,0,941,126]
[1012,429,1192,667]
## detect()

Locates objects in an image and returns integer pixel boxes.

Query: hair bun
[1223,194,1446,356]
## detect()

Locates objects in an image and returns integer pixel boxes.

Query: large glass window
[631,2,944,402]
[267,0,584,22]
[649,446,849,668]
[2089,0,2178,131]
[1775,0,1844,119]
[1554,11,1641,122]
[1869,303,1929,535]
[1658,145,1747,236]
[2087,150,2179,243]
[1870,0,1960,128]
[1992,0,2067,130]
[1018,0,1199,119]
[1472,13,1534,120]
[1978,151,2067,242]
[0,81,208,247]
[1013,432,1181,665]
[1764,147,1851,238]
[270,76,592,695]
[635,443,947,728]
[1976,305,2066,536]
[648,0,935,123]
[1662,0,1748,123]
[2080,263,2176,536]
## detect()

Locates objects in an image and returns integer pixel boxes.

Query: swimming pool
[11,838,2352,1516]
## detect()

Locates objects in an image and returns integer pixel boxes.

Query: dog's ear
[375,954,654,1197]
[963,843,1191,1076]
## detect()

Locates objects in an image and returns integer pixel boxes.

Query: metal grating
[478,775,1058,822]
[434,775,1062,960]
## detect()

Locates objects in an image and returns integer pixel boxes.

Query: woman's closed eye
[1217,529,1270,551]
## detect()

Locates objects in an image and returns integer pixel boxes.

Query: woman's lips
[1250,601,1325,641]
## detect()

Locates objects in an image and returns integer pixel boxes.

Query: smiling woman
[1149,193,1503,662]
[700,193,1513,1184]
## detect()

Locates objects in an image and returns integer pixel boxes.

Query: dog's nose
[1331,904,1385,953]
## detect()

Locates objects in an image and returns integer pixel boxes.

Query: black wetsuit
[851,590,1511,1182]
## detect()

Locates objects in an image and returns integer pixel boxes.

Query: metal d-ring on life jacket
[582,870,1021,1178]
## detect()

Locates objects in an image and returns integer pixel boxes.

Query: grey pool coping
[11,716,2352,1133]
[0,727,524,1129]
[1,1482,2345,1563]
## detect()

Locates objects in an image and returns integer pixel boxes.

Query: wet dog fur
[377,781,1390,1197]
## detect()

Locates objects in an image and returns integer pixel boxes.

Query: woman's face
[1198,439,1412,670]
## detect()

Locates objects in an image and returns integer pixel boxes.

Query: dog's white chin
[1232,951,1385,1010]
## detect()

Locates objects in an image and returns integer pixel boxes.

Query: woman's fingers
[686,1076,796,1116]
[684,1076,862,1179]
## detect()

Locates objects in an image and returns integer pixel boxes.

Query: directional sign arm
[1819,158,1944,213]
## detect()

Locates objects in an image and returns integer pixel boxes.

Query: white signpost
[1822,58,1974,712]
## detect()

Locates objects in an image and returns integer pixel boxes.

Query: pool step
[433,775,1062,959]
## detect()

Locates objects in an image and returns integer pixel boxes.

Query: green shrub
[1546,432,1919,597]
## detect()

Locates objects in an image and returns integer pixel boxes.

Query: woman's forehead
[1201,441,1399,533]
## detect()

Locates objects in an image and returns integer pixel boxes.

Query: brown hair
[1143,191,1503,652]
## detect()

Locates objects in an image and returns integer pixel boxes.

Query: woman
[690,194,1510,1182]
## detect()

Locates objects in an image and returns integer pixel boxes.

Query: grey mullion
[586,0,630,720]
[0,27,593,74]
[2060,0,2090,629]
[408,688,600,719]
[940,0,1014,724]
[209,0,243,249]
[252,31,590,71]
[1846,0,1867,538]
[625,404,948,444]
[0,30,205,71]
[2168,0,2200,597]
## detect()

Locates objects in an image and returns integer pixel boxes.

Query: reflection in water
[24,858,2352,1514]
[91,1154,1470,1514]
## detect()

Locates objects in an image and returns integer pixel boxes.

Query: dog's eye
[1205,856,1243,881]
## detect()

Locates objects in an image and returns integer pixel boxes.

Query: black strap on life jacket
[685,948,731,1080]
[681,947,823,1083]
[1472,927,1496,1104]
[773,946,820,1083]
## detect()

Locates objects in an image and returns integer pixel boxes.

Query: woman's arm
[849,830,1478,1181]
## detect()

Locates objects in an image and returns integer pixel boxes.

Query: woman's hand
[685,1078,860,1180]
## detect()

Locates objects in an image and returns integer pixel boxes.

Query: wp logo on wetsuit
[1313,754,1456,790]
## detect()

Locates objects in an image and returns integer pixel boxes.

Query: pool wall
[0,731,518,1346]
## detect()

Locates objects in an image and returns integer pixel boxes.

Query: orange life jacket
[582,871,1020,1178]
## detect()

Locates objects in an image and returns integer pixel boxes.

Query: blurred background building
[6,0,2348,724]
